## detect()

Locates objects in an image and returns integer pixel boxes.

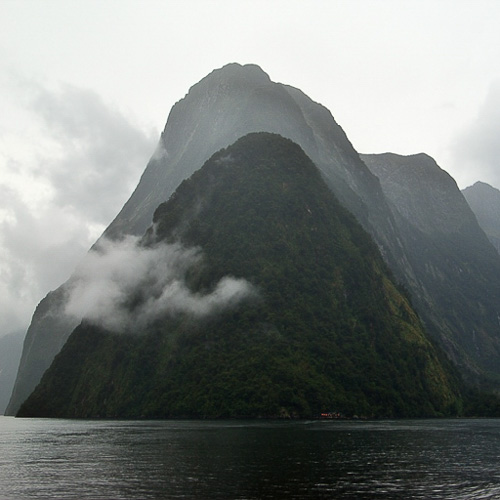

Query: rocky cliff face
[7,63,401,415]
[362,153,500,385]
[463,181,500,253]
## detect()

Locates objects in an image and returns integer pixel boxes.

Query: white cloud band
[65,236,256,333]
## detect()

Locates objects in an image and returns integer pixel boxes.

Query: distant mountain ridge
[362,153,475,234]
[362,152,500,383]
[463,181,500,253]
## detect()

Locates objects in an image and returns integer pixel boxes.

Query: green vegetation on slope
[18,133,463,419]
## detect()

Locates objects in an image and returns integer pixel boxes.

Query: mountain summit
[18,133,461,419]
[104,63,394,242]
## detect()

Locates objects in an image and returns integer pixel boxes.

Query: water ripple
[0,417,499,499]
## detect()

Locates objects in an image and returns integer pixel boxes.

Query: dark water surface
[0,417,499,499]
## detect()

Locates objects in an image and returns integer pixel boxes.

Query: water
[0,417,499,499]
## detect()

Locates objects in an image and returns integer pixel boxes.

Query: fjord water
[1,417,499,499]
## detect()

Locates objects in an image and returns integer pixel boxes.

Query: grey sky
[1,0,500,336]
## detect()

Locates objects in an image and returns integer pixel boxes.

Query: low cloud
[0,183,91,335]
[65,236,256,333]
[0,77,157,336]
[452,80,500,189]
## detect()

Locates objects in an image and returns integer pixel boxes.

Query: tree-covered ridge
[19,133,463,419]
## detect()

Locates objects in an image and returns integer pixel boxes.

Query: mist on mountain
[64,235,256,333]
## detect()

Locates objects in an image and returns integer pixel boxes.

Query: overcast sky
[1,0,500,337]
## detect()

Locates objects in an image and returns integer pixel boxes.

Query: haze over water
[0,417,499,499]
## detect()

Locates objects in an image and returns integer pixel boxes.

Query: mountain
[7,63,402,415]
[362,153,500,386]
[0,332,23,414]
[17,133,462,419]
[8,63,500,415]
[463,181,500,253]
[103,64,395,243]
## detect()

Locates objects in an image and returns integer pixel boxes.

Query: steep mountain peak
[464,180,500,195]
[181,63,272,104]
[106,62,390,243]
[202,62,271,84]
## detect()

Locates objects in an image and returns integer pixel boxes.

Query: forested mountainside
[18,134,462,419]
